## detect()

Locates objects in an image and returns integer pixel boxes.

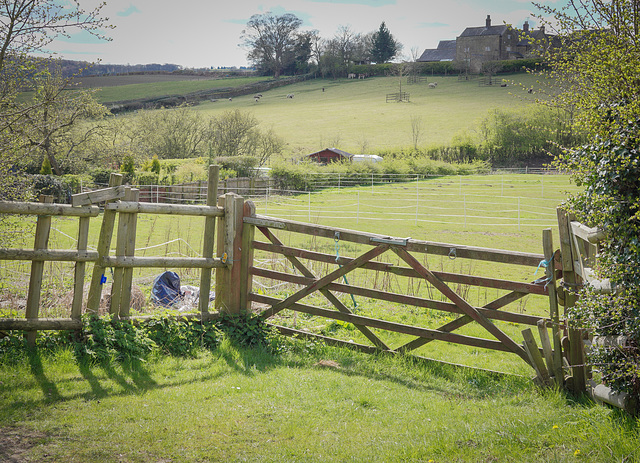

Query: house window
[507,34,511,39]
[464,47,470,52]
[485,46,491,52]
[506,46,512,52]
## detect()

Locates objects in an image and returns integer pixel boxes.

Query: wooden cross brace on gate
[255,230,531,365]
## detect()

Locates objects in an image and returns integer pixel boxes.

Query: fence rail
[3,168,625,408]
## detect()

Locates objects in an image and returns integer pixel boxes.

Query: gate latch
[370,236,410,246]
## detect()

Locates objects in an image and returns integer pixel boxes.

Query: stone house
[456,15,520,72]
[418,15,552,72]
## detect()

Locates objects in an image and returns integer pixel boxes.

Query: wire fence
[83,171,578,232]
[242,174,579,231]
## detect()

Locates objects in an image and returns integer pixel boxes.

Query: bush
[215,155,258,178]
[135,172,159,185]
[90,168,112,186]
[270,162,313,191]
[60,174,93,195]
[558,117,640,404]
[29,174,70,203]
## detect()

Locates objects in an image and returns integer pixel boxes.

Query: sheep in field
[428,82,437,89]
[286,94,294,98]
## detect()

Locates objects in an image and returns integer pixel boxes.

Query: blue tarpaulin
[151,271,183,307]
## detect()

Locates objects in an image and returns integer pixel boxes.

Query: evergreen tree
[370,22,399,63]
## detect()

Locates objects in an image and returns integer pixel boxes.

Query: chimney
[540,25,545,34]
[523,21,529,32]
[486,15,491,28]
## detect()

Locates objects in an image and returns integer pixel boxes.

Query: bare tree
[410,115,423,150]
[241,12,303,78]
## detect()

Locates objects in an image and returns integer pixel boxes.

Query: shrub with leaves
[556,117,640,401]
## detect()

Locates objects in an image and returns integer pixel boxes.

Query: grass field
[87,76,271,103]
[1,173,580,376]
[191,73,543,153]
[1,340,639,462]
[3,174,640,462]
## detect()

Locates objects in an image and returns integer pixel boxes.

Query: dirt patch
[0,426,50,462]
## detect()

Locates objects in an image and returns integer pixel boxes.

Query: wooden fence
[0,166,247,334]
[0,169,633,408]
[557,210,636,413]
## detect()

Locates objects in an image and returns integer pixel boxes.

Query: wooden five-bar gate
[0,166,606,399]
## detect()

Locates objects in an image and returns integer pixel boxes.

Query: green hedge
[269,158,490,192]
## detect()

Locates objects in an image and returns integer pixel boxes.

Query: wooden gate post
[215,193,245,314]
[25,195,53,346]
[199,165,219,315]
[87,173,123,314]
[542,228,564,383]
[110,187,132,317]
[116,188,139,318]
[557,208,587,394]
[239,201,256,312]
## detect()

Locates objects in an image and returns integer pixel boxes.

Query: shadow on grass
[27,349,63,403]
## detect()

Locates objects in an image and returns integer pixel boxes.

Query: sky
[49,0,568,68]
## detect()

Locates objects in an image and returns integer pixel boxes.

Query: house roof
[417,40,456,62]
[307,148,353,158]
[459,25,510,38]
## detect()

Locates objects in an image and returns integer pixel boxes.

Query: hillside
[190,74,543,154]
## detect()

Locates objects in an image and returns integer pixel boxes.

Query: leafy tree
[370,22,400,63]
[534,0,640,402]
[0,0,109,245]
[241,12,303,78]
[18,67,109,175]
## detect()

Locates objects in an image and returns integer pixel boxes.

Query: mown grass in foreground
[1,336,638,463]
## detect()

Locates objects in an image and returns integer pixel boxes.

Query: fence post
[240,201,256,312]
[110,186,132,316]
[118,188,139,318]
[199,165,219,315]
[557,207,586,394]
[71,215,91,320]
[543,228,564,383]
[215,192,244,314]
[87,173,124,314]
[25,195,53,346]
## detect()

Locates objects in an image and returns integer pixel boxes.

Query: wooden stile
[72,185,125,206]
[87,174,123,314]
[25,195,53,345]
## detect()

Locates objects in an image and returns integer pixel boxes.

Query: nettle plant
[555,116,640,398]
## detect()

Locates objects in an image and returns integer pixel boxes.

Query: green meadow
[1,173,580,376]
[90,76,271,103]
[192,74,543,153]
